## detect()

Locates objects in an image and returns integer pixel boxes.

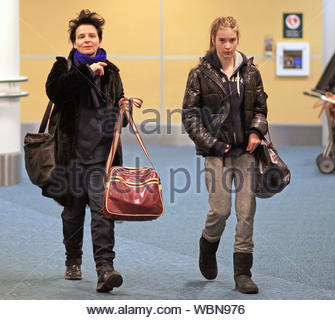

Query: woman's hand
[89,62,107,76]
[119,97,130,111]
[211,141,230,156]
[246,133,261,153]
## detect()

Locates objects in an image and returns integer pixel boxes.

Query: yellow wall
[20,0,323,124]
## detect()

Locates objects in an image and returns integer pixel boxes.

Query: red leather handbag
[103,98,164,221]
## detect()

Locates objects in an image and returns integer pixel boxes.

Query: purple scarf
[73,48,107,67]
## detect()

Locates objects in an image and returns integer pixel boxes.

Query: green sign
[283,13,303,38]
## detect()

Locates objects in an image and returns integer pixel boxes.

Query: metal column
[0,0,28,186]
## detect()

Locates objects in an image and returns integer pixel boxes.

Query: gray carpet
[0,145,334,299]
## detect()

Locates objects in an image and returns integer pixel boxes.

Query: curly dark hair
[68,9,105,43]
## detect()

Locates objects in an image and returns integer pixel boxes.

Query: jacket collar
[200,60,226,94]
[203,50,248,76]
[200,51,254,91]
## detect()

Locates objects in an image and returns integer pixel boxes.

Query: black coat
[182,54,268,156]
[44,49,125,207]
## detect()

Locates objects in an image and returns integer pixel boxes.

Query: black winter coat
[44,49,125,207]
[182,54,268,156]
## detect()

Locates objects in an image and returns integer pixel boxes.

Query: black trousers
[61,162,115,268]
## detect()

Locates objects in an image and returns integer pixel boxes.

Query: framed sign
[283,13,303,38]
[276,42,310,76]
[264,35,273,57]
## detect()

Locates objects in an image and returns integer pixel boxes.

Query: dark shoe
[233,252,258,294]
[96,264,123,293]
[199,236,220,280]
[234,275,259,294]
[64,264,82,280]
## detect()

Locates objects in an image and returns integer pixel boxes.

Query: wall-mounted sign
[276,42,309,76]
[264,35,273,57]
[283,13,303,38]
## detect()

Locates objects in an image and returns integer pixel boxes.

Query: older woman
[182,16,268,294]
[45,9,129,293]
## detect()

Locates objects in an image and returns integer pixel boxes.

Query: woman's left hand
[246,133,261,153]
[119,97,130,111]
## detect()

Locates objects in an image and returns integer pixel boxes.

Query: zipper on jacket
[227,79,237,145]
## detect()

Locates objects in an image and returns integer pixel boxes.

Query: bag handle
[260,127,279,155]
[38,101,54,133]
[38,101,61,137]
[105,98,155,178]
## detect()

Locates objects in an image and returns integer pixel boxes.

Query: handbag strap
[38,101,54,133]
[38,101,61,137]
[261,127,279,155]
[105,98,155,178]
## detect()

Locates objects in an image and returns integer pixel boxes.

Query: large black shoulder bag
[24,59,70,195]
[24,101,59,187]
[254,132,291,199]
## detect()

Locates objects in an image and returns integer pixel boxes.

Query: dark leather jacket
[182,53,268,156]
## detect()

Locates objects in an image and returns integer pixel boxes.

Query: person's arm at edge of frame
[114,71,131,128]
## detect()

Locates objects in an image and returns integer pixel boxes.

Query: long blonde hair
[207,16,240,54]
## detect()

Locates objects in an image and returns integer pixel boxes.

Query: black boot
[64,264,82,280]
[64,258,82,280]
[199,236,220,280]
[96,264,123,293]
[233,252,258,294]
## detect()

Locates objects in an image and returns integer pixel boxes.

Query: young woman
[45,9,129,292]
[182,16,268,294]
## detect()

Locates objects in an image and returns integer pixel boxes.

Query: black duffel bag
[24,101,58,186]
[254,136,291,199]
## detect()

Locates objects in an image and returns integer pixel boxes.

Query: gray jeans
[202,153,256,253]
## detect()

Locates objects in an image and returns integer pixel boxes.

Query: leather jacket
[182,52,268,156]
